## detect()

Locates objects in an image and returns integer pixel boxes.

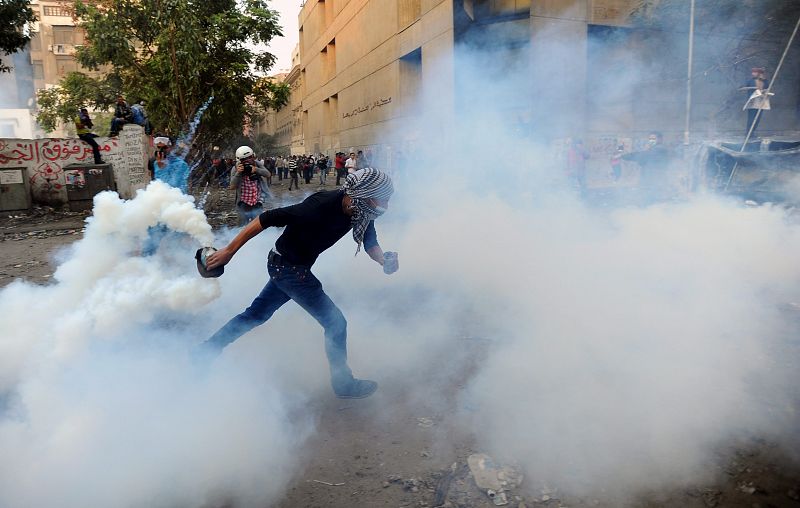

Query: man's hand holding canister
[205,247,233,270]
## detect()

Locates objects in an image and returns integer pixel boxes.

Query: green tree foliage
[0,0,37,72]
[35,72,120,132]
[38,0,289,142]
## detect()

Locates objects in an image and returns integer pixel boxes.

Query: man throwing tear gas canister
[198,168,399,399]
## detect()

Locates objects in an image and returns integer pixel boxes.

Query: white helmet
[235,145,254,160]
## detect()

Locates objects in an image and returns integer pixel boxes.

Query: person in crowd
[143,136,191,255]
[303,155,314,184]
[275,155,285,182]
[613,131,670,193]
[265,156,276,187]
[209,157,226,187]
[335,152,346,186]
[317,154,328,185]
[740,67,771,137]
[151,135,190,192]
[345,151,358,174]
[230,146,271,226]
[288,155,300,190]
[565,138,590,191]
[74,108,105,165]
[130,100,151,134]
[197,168,397,399]
[356,150,365,170]
[221,158,234,187]
[110,95,134,137]
[609,142,625,182]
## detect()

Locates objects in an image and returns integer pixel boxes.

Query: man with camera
[149,136,190,192]
[231,145,271,226]
[143,136,191,255]
[198,168,398,399]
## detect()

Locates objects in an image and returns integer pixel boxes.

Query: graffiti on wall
[0,127,147,206]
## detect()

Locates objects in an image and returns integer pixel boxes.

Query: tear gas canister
[383,251,398,274]
[195,246,224,278]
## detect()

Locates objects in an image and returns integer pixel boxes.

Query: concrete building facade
[0,1,91,139]
[285,0,800,165]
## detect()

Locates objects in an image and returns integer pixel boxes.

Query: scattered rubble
[465,453,524,507]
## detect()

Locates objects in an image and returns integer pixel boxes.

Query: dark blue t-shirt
[258,190,378,266]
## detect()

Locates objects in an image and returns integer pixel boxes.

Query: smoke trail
[173,96,215,160]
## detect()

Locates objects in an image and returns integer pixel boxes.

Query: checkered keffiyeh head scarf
[343,168,394,253]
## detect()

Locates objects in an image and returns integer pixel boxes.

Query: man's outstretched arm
[206,218,264,269]
[366,245,384,266]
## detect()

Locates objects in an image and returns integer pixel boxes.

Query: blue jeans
[236,202,263,226]
[204,255,354,387]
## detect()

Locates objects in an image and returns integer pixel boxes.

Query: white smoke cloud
[301,16,800,502]
[0,181,311,508]
[2,4,799,506]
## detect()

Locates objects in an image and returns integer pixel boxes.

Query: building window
[322,38,336,82]
[53,26,75,45]
[43,5,70,16]
[324,94,338,134]
[29,32,41,51]
[399,48,422,114]
[32,60,44,79]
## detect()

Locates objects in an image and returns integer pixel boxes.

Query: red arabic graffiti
[0,141,38,165]
[40,140,86,161]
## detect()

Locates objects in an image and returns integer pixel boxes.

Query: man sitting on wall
[110,95,134,137]
[74,108,105,165]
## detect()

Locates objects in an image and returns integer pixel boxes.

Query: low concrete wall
[0,125,149,207]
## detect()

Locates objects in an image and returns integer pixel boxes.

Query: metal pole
[684,0,696,145]
[725,13,800,191]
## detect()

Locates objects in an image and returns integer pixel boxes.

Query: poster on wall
[65,168,86,188]
[0,169,24,185]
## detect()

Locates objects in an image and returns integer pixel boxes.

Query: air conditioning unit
[53,44,67,54]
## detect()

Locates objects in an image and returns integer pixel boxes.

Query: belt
[268,249,310,268]
[268,249,282,265]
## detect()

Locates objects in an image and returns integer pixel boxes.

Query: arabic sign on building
[0,125,148,206]
[342,97,393,119]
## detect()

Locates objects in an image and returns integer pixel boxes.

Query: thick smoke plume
[0,181,310,508]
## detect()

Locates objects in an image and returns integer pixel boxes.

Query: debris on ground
[403,478,421,493]
[465,453,524,506]
[433,462,463,507]
[738,481,762,495]
[487,488,509,505]
[311,479,345,486]
[417,417,435,428]
[467,453,523,491]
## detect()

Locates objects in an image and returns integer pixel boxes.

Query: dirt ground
[1,178,799,508]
